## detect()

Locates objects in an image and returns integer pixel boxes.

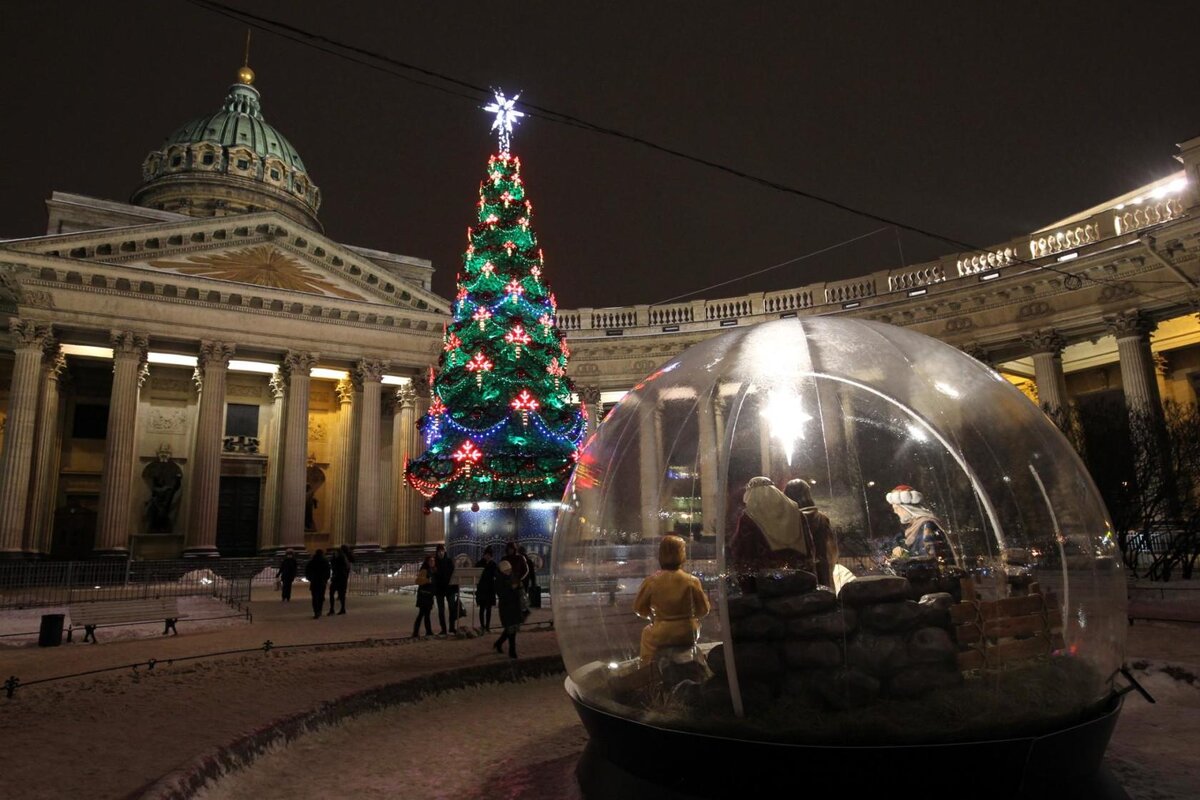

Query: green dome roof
[164,83,307,172]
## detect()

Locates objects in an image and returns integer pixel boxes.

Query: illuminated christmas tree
[406,92,585,511]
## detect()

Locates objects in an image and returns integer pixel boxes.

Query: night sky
[3,1,1200,309]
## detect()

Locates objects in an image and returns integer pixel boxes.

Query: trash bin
[38,614,65,647]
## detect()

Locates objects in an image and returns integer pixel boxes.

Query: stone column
[0,320,54,557]
[393,384,417,548]
[697,389,719,538]
[407,387,433,544]
[580,385,601,440]
[27,344,67,556]
[354,359,387,552]
[279,351,318,551]
[95,331,148,555]
[184,341,235,557]
[330,378,356,547]
[1022,330,1070,424]
[260,372,286,553]
[1108,311,1162,416]
[758,404,772,476]
[380,392,398,550]
[637,393,662,538]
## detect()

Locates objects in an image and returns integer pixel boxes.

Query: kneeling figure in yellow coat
[634,535,711,664]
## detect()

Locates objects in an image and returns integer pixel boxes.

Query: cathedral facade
[2,68,1200,559]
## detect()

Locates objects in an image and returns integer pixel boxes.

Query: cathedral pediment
[4,210,449,313]
[142,244,368,301]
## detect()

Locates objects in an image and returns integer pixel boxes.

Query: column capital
[43,345,66,382]
[10,319,53,350]
[335,377,355,406]
[198,340,236,369]
[1021,329,1067,356]
[579,385,601,405]
[138,361,151,389]
[355,358,388,384]
[281,350,319,379]
[191,366,204,395]
[1106,310,1156,339]
[959,342,992,366]
[110,330,149,360]
[269,372,286,400]
[395,383,417,409]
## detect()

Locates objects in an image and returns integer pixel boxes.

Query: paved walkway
[0,589,558,800]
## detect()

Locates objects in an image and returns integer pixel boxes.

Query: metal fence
[0,548,431,611]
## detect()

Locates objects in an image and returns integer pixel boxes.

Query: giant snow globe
[553,318,1128,798]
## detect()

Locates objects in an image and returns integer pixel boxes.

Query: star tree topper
[484,90,524,155]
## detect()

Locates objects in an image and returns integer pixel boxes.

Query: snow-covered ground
[0,587,1196,800]
[0,595,248,646]
[193,676,587,800]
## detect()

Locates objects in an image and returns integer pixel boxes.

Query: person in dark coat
[474,547,498,631]
[304,549,331,620]
[278,549,298,602]
[493,559,521,659]
[729,477,815,592]
[784,479,838,589]
[413,555,436,638]
[519,545,540,611]
[503,541,530,618]
[328,545,351,615]
[433,544,458,635]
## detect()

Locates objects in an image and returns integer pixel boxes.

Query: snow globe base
[568,676,1126,799]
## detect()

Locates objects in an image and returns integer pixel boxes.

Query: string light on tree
[465,351,494,387]
[451,440,483,475]
[405,88,583,508]
[511,388,540,426]
[505,324,532,357]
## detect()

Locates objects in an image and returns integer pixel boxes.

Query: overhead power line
[183,0,1191,307]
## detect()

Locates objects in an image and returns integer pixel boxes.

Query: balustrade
[592,309,638,329]
[956,247,1017,276]
[647,305,695,325]
[1114,198,1184,236]
[762,289,813,313]
[704,298,753,320]
[823,279,876,304]
[887,265,945,292]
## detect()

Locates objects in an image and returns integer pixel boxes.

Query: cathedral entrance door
[216,476,260,557]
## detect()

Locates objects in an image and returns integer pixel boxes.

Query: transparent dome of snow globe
[552,317,1125,761]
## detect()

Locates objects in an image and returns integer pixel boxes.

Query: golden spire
[237,29,255,85]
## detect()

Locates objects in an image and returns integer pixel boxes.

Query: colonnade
[0,319,432,558]
[571,306,1177,540]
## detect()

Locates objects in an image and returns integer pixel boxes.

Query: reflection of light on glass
[866,480,876,487]
[934,381,960,398]
[761,389,811,465]
[1077,607,1088,629]
[608,662,619,669]
[906,424,928,442]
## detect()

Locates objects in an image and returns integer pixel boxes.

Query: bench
[566,579,623,605]
[67,598,185,643]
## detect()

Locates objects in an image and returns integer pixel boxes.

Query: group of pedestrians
[277,545,354,620]
[475,542,537,659]
[412,544,464,638]
[277,542,541,657]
